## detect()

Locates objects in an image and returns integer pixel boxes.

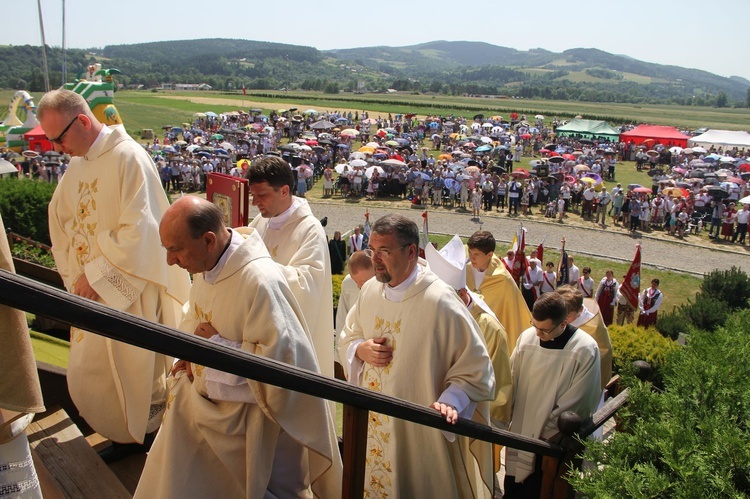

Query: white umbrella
[349,152,367,160]
[350,159,368,168]
[298,145,312,151]
[692,146,707,153]
[186,144,201,152]
[0,159,19,175]
[340,128,360,137]
[380,158,406,167]
[669,146,683,154]
[535,115,544,120]
[482,122,493,128]
[480,137,493,144]
[334,164,349,174]
[365,166,385,179]
[720,156,736,163]
[738,195,750,205]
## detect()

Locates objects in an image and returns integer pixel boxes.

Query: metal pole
[62,0,67,86]
[36,0,51,92]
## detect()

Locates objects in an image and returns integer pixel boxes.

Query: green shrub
[678,293,730,332]
[700,266,750,311]
[570,309,750,496]
[0,178,55,245]
[609,324,679,386]
[655,306,691,340]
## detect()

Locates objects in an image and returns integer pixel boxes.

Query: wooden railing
[0,269,629,498]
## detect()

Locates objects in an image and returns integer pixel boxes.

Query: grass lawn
[30,330,69,368]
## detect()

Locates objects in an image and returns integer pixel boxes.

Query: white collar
[383,264,422,302]
[203,229,243,284]
[83,125,113,161]
[267,196,302,230]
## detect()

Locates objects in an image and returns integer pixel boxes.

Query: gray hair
[371,214,419,248]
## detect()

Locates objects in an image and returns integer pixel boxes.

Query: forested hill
[1,39,747,106]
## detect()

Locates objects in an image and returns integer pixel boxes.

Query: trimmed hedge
[609,324,679,387]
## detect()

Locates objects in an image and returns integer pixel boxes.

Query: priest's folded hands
[355,337,393,367]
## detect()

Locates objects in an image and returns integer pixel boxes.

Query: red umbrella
[548,151,560,157]
[726,176,746,185]
[521,133,532,139]
[539,148,552,156]
[633,187,653,194]
[390,154,404,161]
[738,163,750,173]
[562,153,577,161]
[512,168,530,178]
[305,139,318,146]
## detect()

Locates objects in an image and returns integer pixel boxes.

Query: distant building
[159,83,213,91]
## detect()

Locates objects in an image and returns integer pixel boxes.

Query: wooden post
[341,405,368,499]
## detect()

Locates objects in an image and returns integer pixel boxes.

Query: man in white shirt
[582,185,596,220]
[568,256,581,284]
[595,186,611,225]
[522,259,543,309]
[732,204,749,245]
[348,226,364,255]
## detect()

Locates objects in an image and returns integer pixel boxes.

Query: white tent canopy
[688,130,750,149]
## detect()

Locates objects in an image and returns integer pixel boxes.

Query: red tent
[620,125,690,148]
[23,125,53,153]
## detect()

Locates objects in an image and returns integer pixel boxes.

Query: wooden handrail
[0,269,575,497]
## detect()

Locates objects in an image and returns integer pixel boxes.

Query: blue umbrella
[205,111,218,118]
[476,145,492,153]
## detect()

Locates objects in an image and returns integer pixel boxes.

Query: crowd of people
[0,93,736,498]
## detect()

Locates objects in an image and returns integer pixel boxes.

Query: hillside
[1,39,747,106]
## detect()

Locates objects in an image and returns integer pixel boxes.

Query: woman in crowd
[595,269,619,326]
[328,231,346,275]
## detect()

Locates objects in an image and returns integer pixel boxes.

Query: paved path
[246,200,750,276]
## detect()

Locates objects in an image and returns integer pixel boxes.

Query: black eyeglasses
[530,320,563,335]
[46,115,79,144]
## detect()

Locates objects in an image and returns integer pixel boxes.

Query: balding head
[348,250,374,288]
[160,196,231,274]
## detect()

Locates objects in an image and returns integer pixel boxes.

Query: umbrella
[365,166,385,179]
[738,163,750,173]
[439,154,452,161]
[633,187,653,194]
[298,145,312,151]
[738,195,750,205]
[310,120,336,130]
[579,177,596,184]
[687,170,705,178]
[385,140,399,147]
[535,115,544,120]
[564,175,576,184]
[682,148,694,155]
[340,128,360,137]
[444,178,457,190]
[520,133,532,139]
[296,164,313,178]
[475,145,492,153]
[349,152,367,160]
[573,164,591,172]
[512,168,530,178]
[465,166,481,177]
[305,139,318,146]
[304,109,318,115]
[692,146,707,153]
[480,137,493,144]
[186,144,201,153]
[672,167,687,175]
[689,160,708,168]
[719,156,736,163]
[350,159,368,168]
[715,169,733,177]
[706,187,728,199]
[662,187,688,198]
[211,134,224,140]
[358,146,375,154]
[583,173,603,184]
[334,164,349,174]
[646,150,660,157]
[669,146,683,154]
[381,158,407,167]
[205,112,218,118]
[548,156,565,164]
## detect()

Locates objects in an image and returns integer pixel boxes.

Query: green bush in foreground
[609,324,679,387]
[570,310,750,496]
[0,178,55,245]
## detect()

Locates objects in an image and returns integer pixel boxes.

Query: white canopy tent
[688,130,750,149]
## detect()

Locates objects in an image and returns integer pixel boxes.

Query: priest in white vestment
[505,293,601,497]
[38,90,191,446]
[136,197,341,498]
[339,215,495,498]
[245,156,335,379]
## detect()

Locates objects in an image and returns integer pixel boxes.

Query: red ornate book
[206,173,249,228]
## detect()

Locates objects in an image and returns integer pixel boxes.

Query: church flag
[620,245,642,309]
[536,239,545,265]
[557,249,569,286]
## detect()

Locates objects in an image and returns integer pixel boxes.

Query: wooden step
[26,407,131,499]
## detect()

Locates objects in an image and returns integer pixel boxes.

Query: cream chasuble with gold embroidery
[48,125,191,443]
[249,197,335,378]
[135,228,341,498]
[340,265,494,498]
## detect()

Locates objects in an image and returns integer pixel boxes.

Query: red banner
[620,245,641,309]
